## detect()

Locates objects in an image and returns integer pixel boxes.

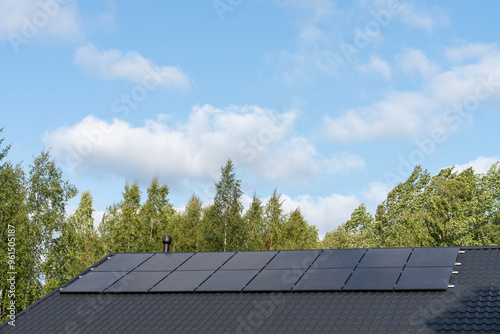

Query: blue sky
[2,0,500,237]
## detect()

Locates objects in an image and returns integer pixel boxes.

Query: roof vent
[162,235,172,253]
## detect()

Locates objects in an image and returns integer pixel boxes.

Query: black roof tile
[1,247,500,333]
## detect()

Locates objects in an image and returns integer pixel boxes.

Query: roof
[1,246,500,333]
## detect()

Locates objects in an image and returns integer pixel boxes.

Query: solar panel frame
[93,253,154,272]
[133,253,194,271]
[265,250,322,270]
[406,247,459,267]
[61,271,128,293]
[292,268,353,291]
[312,249,366,269]
[220,251,278,270]
[357,248,412,268]
[176,252,236,271]
[243,268,306,292]
[395,267,453,290]
[104,271,171,292]
[148,270,214,292]
[196,270,260,292]
[343,267,402,291]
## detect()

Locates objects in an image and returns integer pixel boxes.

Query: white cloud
[356,55,391,79]
[384,0,450,30]
[454,156,500,174]
[361,182,390,204]
[74,43,190,89]
[0,0,82,48]
[398,48,440,78]
[324,91,434,142]
[281,193,360,238]
[44,105,363,184]
[324,44,500,143]
[445,43,498,62]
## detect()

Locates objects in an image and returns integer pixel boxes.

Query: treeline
[320,165,500,249]
[1,127,500,322]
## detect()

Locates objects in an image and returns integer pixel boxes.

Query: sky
[1,0,500,238]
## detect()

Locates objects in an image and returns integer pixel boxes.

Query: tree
[278,208,318,250]
[137,178,173,252]
[171,194,203,252]
[100,182,142,253]
[210,159,247,251]
[0,135,38,322]
[244,193,265,250]
[26,151,78,295]
[263,189,284,250]
[373,166,433,247]
[44,191,104,293]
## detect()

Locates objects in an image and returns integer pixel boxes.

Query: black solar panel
[176,252,235,271]
[149,270,213,292]
[265,250,321,269]
[243,269,306,291]
[134,253,194,271]
[395,267,453,290]
[104,271,170,292]
[343,268,402,290]
[61,248,460,294]
[62,271,127,293]
[196,270,259,291]
[357,248,412,268]
[312,249,366,269]
[292,268,352,291]
[220,251,278,270]
[406,247,459,267]
[93,253,153,272]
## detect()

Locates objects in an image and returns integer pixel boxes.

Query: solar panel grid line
[234,251,281,291]
[290,250,324,290]
[147,252,237,292]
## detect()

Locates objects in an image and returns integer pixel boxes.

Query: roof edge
[0,253,114,329]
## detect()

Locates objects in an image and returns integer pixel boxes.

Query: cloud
[454,156,500,174]
[398,48,440,78]
[356,55,391,79]
[376,0,450,30]
[324,44,500,143]
[281,193,360,238]
[361,181,390,204]
[74,43,190,89]
[44,105,363,184]
[445,43,498,62]
[0,0,83,46]
[324,90,434,142]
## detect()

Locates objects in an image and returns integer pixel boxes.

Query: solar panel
[292,268,352,291]
[134,253,194,271]
[176,252,236,271]
[93,253,153,272]
[343,268,402,290]
[312,249,366,269]
[220,251,278,270]
[243,269,306,291]
[357,248,412,268]
[149,270,213,292]
[104,271,170,292]
[395,267,453,290]
[62,271,127,293]
[196,270,259,291]
[265,250,321,270]
[406,247,459,267]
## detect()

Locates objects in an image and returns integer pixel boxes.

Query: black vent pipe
[162,235,172,253]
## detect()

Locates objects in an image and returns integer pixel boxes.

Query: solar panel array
[61,247,460,294]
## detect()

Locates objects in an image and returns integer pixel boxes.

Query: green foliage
[278,208,318,250]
